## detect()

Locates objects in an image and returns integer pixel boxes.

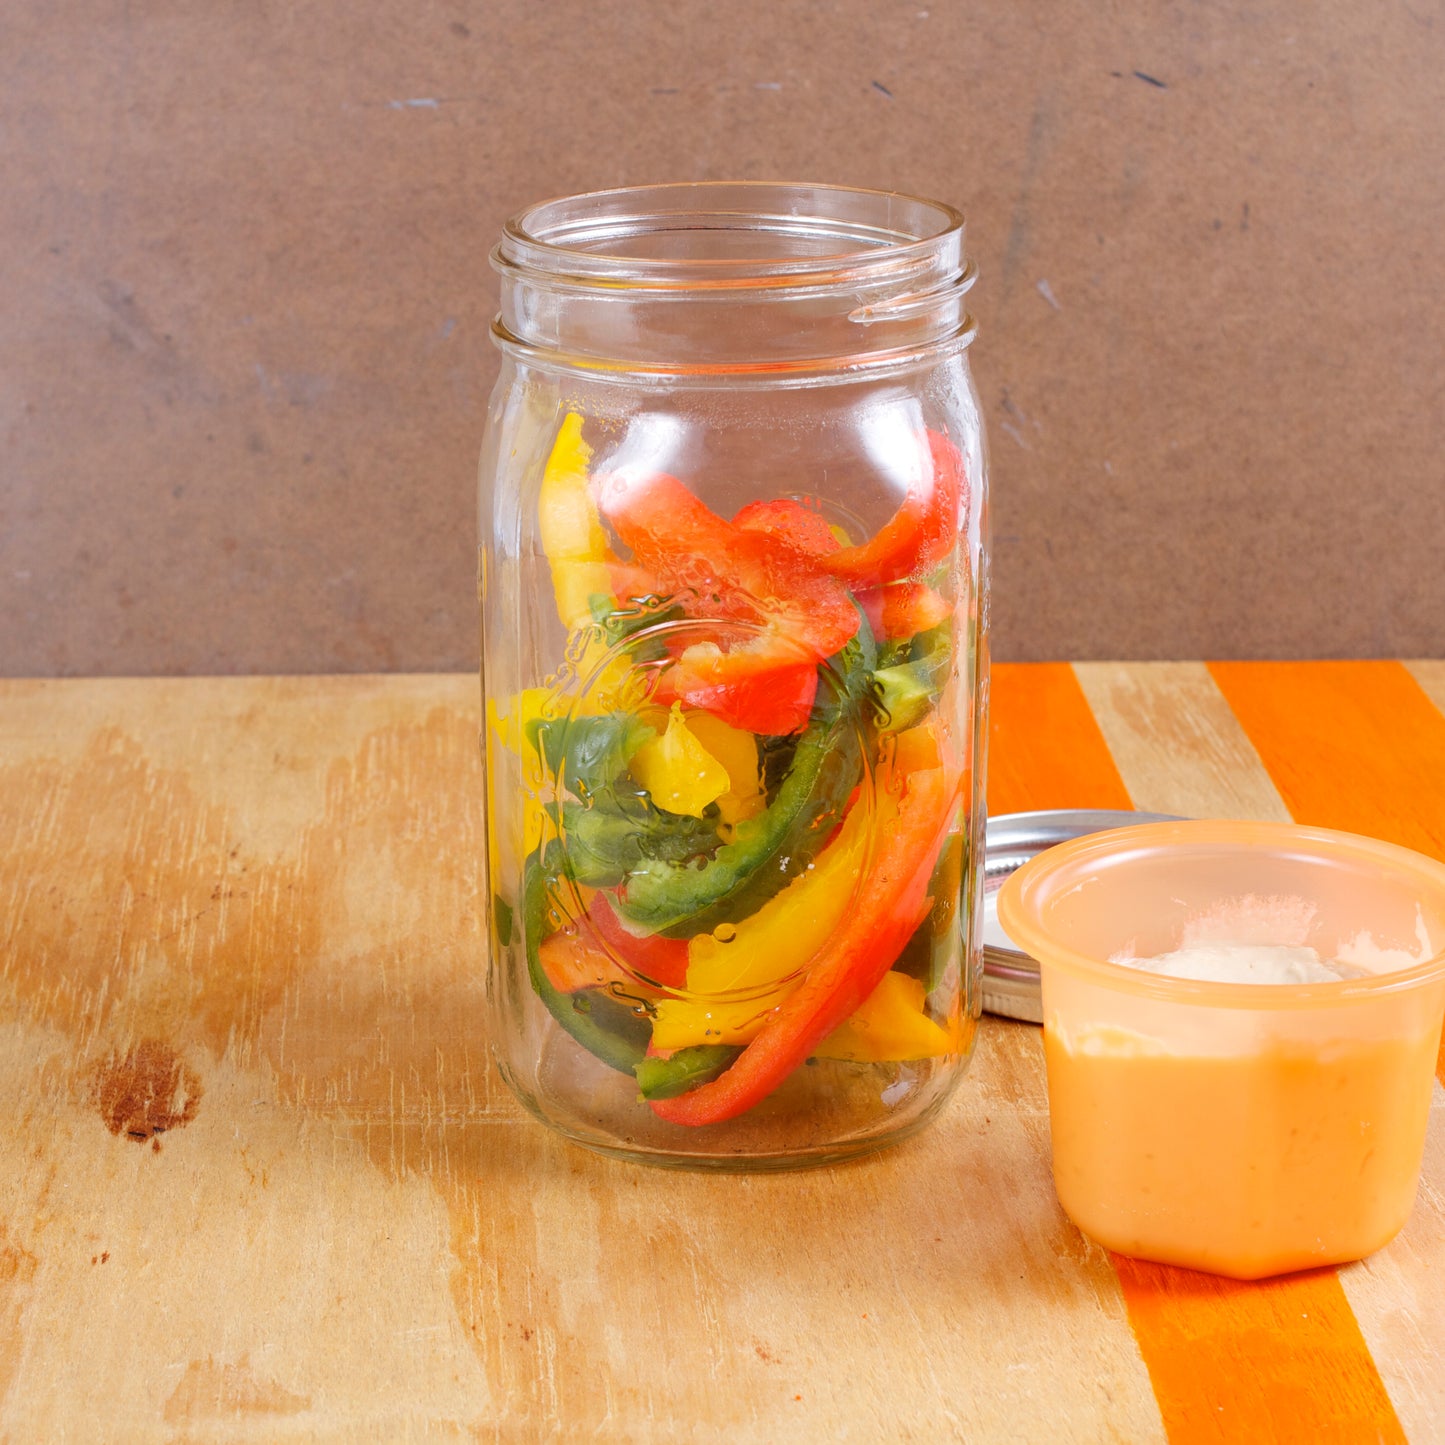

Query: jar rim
[494,180,966,294]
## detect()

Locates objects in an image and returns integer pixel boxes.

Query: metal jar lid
[980,809,1183,1022]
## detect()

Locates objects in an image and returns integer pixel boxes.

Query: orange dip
[1043,1022,1441,1279]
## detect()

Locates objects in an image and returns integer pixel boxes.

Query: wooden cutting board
[2,665,1442,1441]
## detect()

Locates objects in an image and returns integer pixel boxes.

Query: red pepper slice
[648,760,961,1127]
[595,470,859,734]
[857,581,951,642]
[539,892,690,994]
[537,926,632,995]
[733,497,950,643]
[607,561,666,606]
[732,498,840,558]
[823,430,964,588]
[587,890,690,990]
[660,645,820,737]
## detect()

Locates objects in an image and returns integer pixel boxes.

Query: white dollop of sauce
[1110,942,1359,984]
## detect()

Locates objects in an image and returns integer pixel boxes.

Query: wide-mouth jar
[478,182,989,1169]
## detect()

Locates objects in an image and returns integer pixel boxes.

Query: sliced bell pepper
[594,469,859,735]
[732,498,951,644]
[537,413,621,631]
[812,969,957,1062]
[662,641,820,737]
[614,619,874,938]
[732,497,841,558]
[487,640,641,784]
[538,924,633,995]
[858,581,951,643]
[486,691,558,879]
[522,853,651,1076]
[680,709,761,824]
[587,889,690,991]
[536,889,691,995]
[874,639,952,731]
[823,430,964,588]
[530,709,721,890]
[889,715,943,774]
[649,759,961,1126]
[647,716,942,1057]
[629,702,731,818]
[648,779,881,1051]
[635,1045,741,1100]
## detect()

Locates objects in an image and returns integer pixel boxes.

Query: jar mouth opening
[495,181,965,293]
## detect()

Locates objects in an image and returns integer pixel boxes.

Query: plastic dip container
[997,819,1445,1279]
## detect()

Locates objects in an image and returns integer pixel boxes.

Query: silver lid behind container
[981,810,1183,1022]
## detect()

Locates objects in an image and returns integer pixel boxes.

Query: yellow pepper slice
[682,710,762,825]
[484,689,551,867]
[890,714,942,776]
[812,970,956,1061]
[649,789,891,1051]
[486,690,550,759]
[538,412,615,631]
[682,711,759,796]
[629,702,731,818]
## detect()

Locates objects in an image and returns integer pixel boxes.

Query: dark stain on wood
[0,1232,38,1287]
[92,1040,203,1142]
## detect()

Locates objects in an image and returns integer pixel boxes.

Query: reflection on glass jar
[479,183,989,1168]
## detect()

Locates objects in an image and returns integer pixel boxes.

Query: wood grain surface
[2,665,1443,1441]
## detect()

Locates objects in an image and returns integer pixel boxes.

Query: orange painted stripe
[987,663,1132,815]
[991,662,1407,1445]
[1207,661,1445,857]
[1211,660,1445,1084]
[1113,1259,1406,1444]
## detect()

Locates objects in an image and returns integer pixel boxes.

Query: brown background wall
[3,0,1443,676]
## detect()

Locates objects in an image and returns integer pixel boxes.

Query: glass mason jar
[478,182,988,1169]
